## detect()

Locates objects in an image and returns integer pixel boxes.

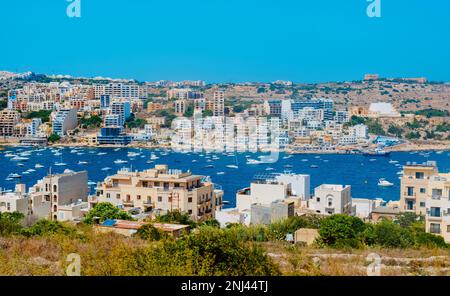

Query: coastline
[1,140,449,154]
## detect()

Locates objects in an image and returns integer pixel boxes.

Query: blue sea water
[1,147,449,208]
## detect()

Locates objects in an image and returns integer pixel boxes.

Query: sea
[1,146,449,208]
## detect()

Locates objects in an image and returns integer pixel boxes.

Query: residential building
[100,95,111,109]
[264,100,282,117]
[97,127,132,145]
[275,174,310,200]
[111,101,131,126]
[0,184,29,215]
[94,83,141,100]
[104,114,121,127]
[52,109,78,136]
[399,161,450,242]
[250,200,295,225]
[400,161,440,215]
[92,165,220,222]
[174,99,188,115]
[308,184,352,215]
[29,171,89,221]
[0,110,20,137]
[212,91,225,116]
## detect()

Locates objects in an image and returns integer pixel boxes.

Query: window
[158,196,162,202]
[188,210,192,214]
[53,185,57,192]
[420,188,426,194]
[142,181,148,187]
[429,223,441,234]
[407,200,414,210]
[188,197,192,203]
[154,182,160,187]
[316,198,320,202]
[419,202,425,207]
[415,172,424,179]
[432,189,443,198]
[447,225,450,233]
[407,187,414,196]
[137,195,141,200]
[174,183,180,188]
[116,194,120,199]
[106,193,110,198]
[430,207,441,217]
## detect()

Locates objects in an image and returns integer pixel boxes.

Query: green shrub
[318,215,366,248]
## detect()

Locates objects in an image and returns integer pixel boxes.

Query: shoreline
[1,141,449,154]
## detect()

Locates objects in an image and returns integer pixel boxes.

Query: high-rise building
[100,95,111,109]
[0,110,20,136]
[111,101,131,126]
[52,109,78,136]
[213,91,225,116]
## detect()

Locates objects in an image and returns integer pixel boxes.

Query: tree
[25,110,52,123]
[21,219,77,237]
[202,110,213,117]
[48,134,61,143]
[200,218,221,228]
[387,125,403,138]
[318,215,366,248]
[363,220,415,248]
[80,115,102,129]
[136,224,166,241]
[0,212,24,236]
[156,210,197,229]
[83,202,133,224]
[183,105,194,117]
[397,213,420,228]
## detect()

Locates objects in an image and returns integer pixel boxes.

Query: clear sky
[0,0,449,83]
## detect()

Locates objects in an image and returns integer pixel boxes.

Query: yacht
[127,152,140,157]
[97,152,107,156]
[8,173,22,179]
[226,165,239,169]
[378,178,394,187]
[246,159,262,165]
[4,153,16,158]
[216,172,225,175]
[310,165,319,168]
[78,161,89,165]
[54,162,67,166]
[114,159,128,164]
[204,165,214,169]
[150,154,159,160]
[11,156,29,161]
[35,164,44,169]
[101,167,112,171]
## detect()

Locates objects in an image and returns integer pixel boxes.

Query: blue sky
[0,0,449,83]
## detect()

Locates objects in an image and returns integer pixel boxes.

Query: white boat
[146,160,154,164]
[54,162,67,166]
[97,152,107,156]
[22,171,30,175]
[101,167,112,171]
[127,152,140,157]
[78,161,89,165]
[301,159,309,162]
[64,169,75,174]
[226,165,239,169]
[114,159,128,164]
[310,165,319,168]
[378,178,394,187]
[389,160,399,164]
[150,154,159,160]
[283,155,293,159]
[88,181,97,186]
[246,159,262,165]
[114,148,121,152]
[8,173,21,179]
[35,164,44,169]
[216,172,225,175]
[4,153,16,158]
[192,160,197,163]
[265,167,275,171]
[53,152,62,156]
[11,156,29,161]
[26,169,36,173]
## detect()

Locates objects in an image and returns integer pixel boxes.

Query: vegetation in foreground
[0,209,448,276]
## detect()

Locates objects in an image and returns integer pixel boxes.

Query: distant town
[0,70,449,276]
[0,71,448,153]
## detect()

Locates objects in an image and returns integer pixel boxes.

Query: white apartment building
[94,83,141,99]
[52,109,78,136]
[308,184,352,215]
[275,174,310,200]
[29,171,89,221]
